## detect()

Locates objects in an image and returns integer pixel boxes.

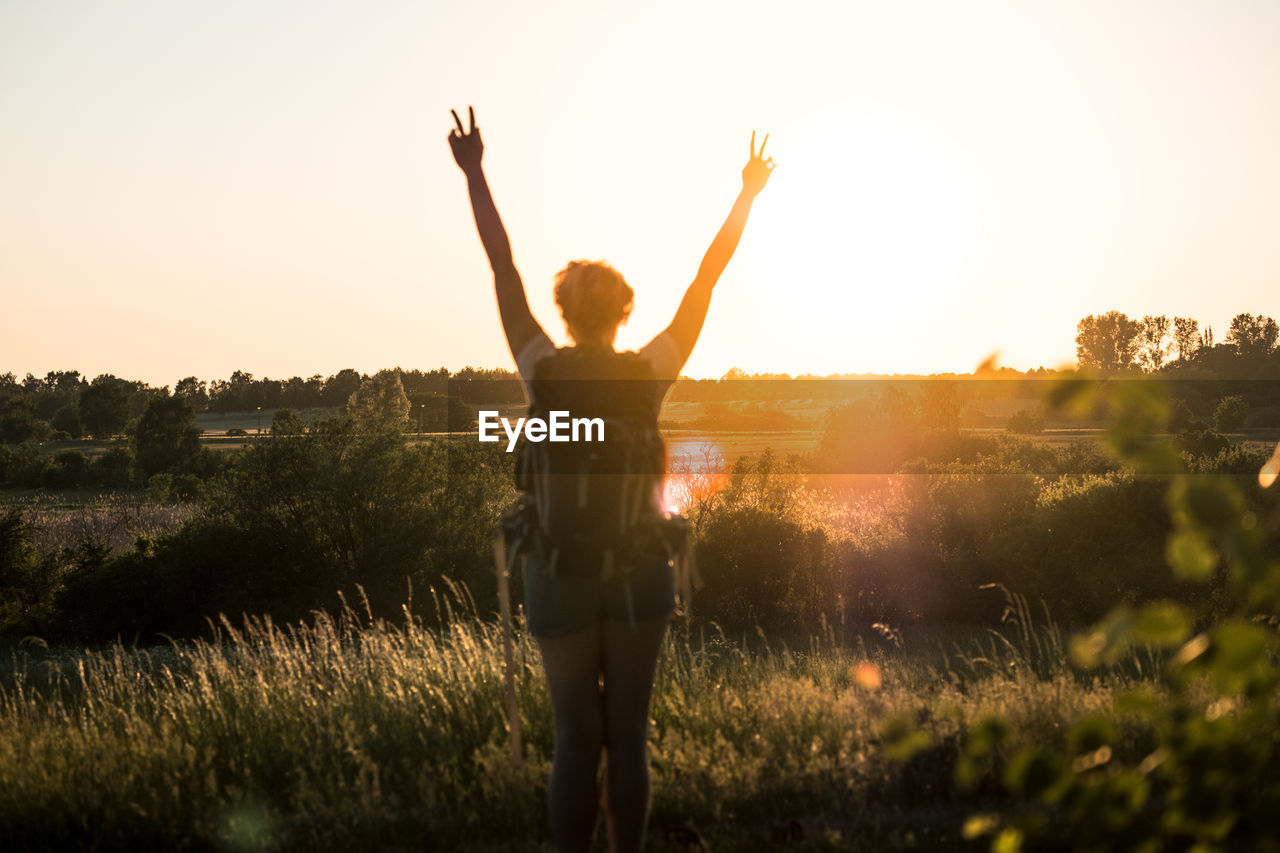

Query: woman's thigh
[601,617,667,738]
[536,623,606,743]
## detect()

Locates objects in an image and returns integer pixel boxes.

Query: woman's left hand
[741,131,775,196]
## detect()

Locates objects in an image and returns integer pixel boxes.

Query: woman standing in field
[449,106,772,853]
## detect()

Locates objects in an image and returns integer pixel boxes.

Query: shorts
[522,549,676,638]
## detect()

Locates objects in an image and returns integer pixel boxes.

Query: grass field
[0,590,1183,852]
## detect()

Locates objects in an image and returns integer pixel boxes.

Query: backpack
[494,345,701,634]
[514,346,667,568]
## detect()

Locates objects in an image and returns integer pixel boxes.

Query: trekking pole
[493,534,523,768]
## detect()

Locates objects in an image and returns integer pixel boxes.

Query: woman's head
[554,260,633,347]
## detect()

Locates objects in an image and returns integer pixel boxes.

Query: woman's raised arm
[449,107,543,358]
[663,132,775,360]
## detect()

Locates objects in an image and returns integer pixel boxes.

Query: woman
[449,106,772,853]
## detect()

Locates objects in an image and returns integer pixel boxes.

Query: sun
[744,117,981,373]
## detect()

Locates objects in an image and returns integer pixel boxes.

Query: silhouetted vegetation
[44,416,513,642]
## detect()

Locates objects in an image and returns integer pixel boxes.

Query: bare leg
[601,617,668,853]
[536,624,605,853]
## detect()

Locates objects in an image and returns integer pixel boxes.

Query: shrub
[57,417,515,641]
[1213,394,1247,431]
[1020,472,1182,622]
[919,377,1280,852]
[1005,408,1045,434]
[1,508,110,636]
[42,450,91,490]
[6,443,50,488]
[693,506,831,633]
[90,445,134,488]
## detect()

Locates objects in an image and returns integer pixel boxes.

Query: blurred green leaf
[1070,607,1136,667]
[1207,620,1272,694]
[879,711,931,762]
[1046,374,1097,415]
[1167,477,1245,533]
[1069,712,1116,754]
[993,826,1024,853]
[1113,688,1162,720]
[956,714,1012,791]
[962,814,999,840]
[1166,529,1218,581]
[1129,442,1185,476]
[1131,602,1192,647]
[1004,748,1069,801]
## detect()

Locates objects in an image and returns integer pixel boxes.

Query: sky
[2,0,1278,387]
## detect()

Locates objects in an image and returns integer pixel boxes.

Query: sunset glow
[3,1,1277,384]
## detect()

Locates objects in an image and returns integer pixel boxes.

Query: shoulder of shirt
[515,332,557,380]
[637,331,684,382]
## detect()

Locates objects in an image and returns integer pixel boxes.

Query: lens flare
[852,661,882,690]
[1260,442,1280,489]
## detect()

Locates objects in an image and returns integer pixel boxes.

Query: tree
[78,376,133,439]
[1137,315,1171,372]
[920,381,960,434]
[174,376,209,410]
[1224,313,1278,360]
[133,393,201,478]
[43,370,83,394]
[50,405,83,439]
[1075,311,1142,373]
[347,370,411,429]
[0,397,48,444]
[324,369,363,407]
[1172,317,1199,363]
[226,370,262,411]
[271,408,307,435]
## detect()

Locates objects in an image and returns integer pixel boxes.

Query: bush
[694,506,831,633]
[5,443,50,488]
[1176,428,1231,458]
[58,417,515,641]
[90,446,134,488]
[1005,408,1045,434]
[942,375,1280,853]
[1020,472,1183,622]
[1,509,110,636]
[42,450,91,490]
[1213,394,1247,431]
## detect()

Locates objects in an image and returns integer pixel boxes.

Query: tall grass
[14,493,196,557]
[0,585,1184,852]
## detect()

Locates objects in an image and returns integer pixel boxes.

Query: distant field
[195,408,337,435]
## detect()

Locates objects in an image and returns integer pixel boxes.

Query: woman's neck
[570,331,616,351]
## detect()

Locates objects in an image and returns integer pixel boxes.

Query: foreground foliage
[0,590,1200,852]
[908,377,1280,853]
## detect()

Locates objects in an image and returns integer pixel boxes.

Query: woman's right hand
[448,106,484,174]
[741,130,775,196]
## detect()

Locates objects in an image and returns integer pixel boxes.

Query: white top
[515,330,685,400]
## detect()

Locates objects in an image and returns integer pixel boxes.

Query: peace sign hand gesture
[741,131,775,197]
[448,106,484,174]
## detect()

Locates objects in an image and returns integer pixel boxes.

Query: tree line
[0,366,525,444]
[2,309,1276,448]
[1075,310,1278,376]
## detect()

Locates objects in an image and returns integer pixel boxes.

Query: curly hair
[553,260,634,343]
